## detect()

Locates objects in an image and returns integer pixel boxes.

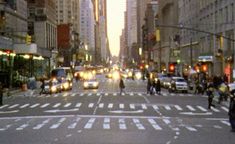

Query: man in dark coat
[155,79,161,95]
[119,78,125,95]
[0,82,3,106]
[207,81,215,109]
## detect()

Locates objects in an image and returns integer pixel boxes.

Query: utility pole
[190,37,193,67]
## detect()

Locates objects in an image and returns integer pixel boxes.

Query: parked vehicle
[169,77,188,93]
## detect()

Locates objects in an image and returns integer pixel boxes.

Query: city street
[0,75,234,144]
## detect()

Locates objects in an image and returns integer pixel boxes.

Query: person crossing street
[206,81,215,109]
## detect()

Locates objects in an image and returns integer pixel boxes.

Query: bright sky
[107,0,126,57]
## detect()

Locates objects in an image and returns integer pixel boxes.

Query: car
[74,66,85,80]
[51,67,73,90]
[44,79,62,94]
[228,83,235,92]
[168,77,188,93]
[83,78,99,89]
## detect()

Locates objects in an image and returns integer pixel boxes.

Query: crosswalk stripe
[153,105,159,110]
[54,94,59,97]
[119,104,124,109]
[53,103,61,108]
[130,93,134,96]
[174,105,183,111]
[16,124,29,131]
[130,104,135,109]
[88,93,92,96]
[138,93,142,96]
[142,104,147,110]
[80,93,84,97]
[33,119,50,130]
[75,103,82,108]
[186,105,196,111]
[211,107,220,112]
[105,93,108,96]
[71,93,76,97]
[164,105,171,110]
[20,104,30,109]
[30,103,40,108]
[88,103,94,108]
[108,103,113,108]
[97,93,101,96]
[63,93,69,97]
[99,103,104,108]
[221,120,230,126]
[84,118,96,129]
[113,93,117,96]
[50,118,66,129]
[64,103,72,108]
[163,119,171,125]
[45,95,51,98]
[162,93,167,96]
[133,119,145,130]
[185,126,197,132]
[0,104,9,109]
[40,103,50,108]
[9,104,19,109]
[148,119,162,130]
[119,118,126,130]
[221,106,229,112]
[103,118,111,129]
[197,106,207,112]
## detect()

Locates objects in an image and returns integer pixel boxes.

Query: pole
[190,37,193,67]
[159,40,161,72]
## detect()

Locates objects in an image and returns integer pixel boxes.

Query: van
[51,67,73,90]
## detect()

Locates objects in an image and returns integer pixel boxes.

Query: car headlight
[74,73,77,77]
[93,82,98,87]
[112,71,120,80]
[63,82,69,89]
[135,73,142,79]
[84,82,89,87]
[51,86,57,92]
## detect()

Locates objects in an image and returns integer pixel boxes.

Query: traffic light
[169,63,175,73]
[26,34,32,45]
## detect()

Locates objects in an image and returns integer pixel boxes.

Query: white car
[229,83,235,92]
[83,78,99,89]
[169,77,188,93]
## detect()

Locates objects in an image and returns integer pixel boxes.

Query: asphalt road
[0,75,234,144]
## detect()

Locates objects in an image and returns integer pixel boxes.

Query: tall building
[56,0,80,66]
[79,0,95,63]
[0,0,28,86]
[179,0,235,80]
[27,0,57,74]
[126,0,138,64]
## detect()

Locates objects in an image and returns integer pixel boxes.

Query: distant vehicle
[83,77,99,89]
[74,66,85,80]
[44,79,62,94]
[133,70,142,80]
[51,67,73,90]
[168,77,188,93]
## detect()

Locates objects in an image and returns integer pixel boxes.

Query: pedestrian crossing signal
[26,34,32,45]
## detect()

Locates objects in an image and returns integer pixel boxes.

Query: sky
[107,0,126,57]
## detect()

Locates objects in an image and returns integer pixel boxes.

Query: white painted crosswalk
[0,116,230,132]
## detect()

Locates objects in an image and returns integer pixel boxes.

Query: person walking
[229,89,235,132]
[147,77,151,94]
[206,81,215,109]
[39,79,45,95]
[119,78,125,95]
[155,79,161,95]
[0,82,3,106]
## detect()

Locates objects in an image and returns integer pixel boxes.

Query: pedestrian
[206,81,215,109]
[39,78,45,95]
[229,90,235,132]
[0,82,3,106]
[119,78,125,95]
[155,79,161,95]
[147,77,151,94]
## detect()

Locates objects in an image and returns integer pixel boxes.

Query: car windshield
[51,69,66,77]
[176,78,186,82]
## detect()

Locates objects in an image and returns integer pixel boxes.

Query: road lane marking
[64,103,72,108]
[63,93,69,97]
[211,107,220,112]
[174,105,183,111]
[50,118,66,129]
[80,93,84,97]
[30,103,40,108]
[142,104,147,110]
[103,118,111,129]
[164,105,171,111]
[88,103,94,108]
[16,124,29,131]
[108,103,113,109]
[9,104,19,109]
[148,119,162,130]
[130,104,135,109]
[0,104,9,109]
[20,104,30,109]
[71,93,76,97]
[113,93,117,96]
[185,126,197,132]
[88,93,92,96]
[33,119,50,130]
[221,120,230,126]
[163,119,171,125]
[130,93,134,96]
[119,118,126,130]
[119,104,124,109]
[186,105,196,111]
[99,103,104,108]
[53,103,61,108]
[105,93,108,96]
[221,106,229,112]
[133,118,145,130]
[153,105,159,110]
[84,118,96,129]
[40,103,50,108]
[197,106,207,112]
[54,94,59,97]
[75,103,82,108]
[68,118,80,129]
